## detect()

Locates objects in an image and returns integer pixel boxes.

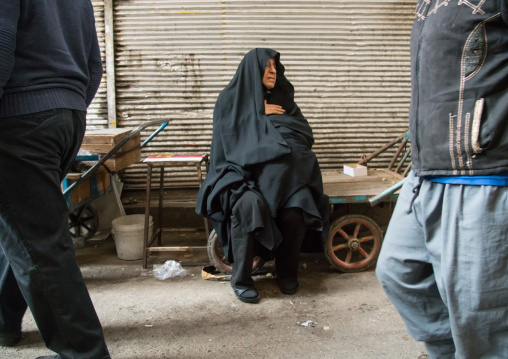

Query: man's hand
[265,100,285,115]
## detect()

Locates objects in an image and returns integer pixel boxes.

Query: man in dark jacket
[0,1,110,358]
[376,1,508,358]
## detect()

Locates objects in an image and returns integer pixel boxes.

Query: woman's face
[262,58,277,89]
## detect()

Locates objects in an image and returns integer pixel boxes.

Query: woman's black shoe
[276,278,299,295]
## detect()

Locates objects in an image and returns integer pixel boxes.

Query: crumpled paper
[297,320,316,327]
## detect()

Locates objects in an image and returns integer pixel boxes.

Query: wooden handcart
[207,131,411,274]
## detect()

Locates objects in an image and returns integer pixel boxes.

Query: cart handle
[141,122,168,149]
[63,119,168,196]
[368,177,407,207]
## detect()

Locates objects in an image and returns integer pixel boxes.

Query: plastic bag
[153,260,187,280]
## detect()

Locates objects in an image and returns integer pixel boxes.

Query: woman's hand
[265,100,285,115]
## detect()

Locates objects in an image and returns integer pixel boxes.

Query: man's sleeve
[85,20,103,108]
[0,1,20,99]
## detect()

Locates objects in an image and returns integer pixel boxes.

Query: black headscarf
[215,48,299,167]
[196,48,328,256]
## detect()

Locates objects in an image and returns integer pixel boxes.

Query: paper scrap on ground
[297,320,316,327]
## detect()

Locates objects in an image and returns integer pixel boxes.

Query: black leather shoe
[277,278,299,295]
[0,331,21,347]
[232,285,260,303]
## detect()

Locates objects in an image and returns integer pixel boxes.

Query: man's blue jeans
[0,109,110,358]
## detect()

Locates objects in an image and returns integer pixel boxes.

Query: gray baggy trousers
[376,171,508,359]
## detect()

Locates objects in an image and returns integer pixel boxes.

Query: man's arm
[85,19,103,108]
[0,1,20,99]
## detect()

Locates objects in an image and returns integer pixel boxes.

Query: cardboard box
[102,147,141,172]
[64,170,111,206]
[343,164,368,177]
[81,128,141,171]
[81,128,138,153]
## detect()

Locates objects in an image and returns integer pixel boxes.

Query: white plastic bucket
[111,214,153,260]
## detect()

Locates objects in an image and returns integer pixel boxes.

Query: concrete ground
[0,229,427,359]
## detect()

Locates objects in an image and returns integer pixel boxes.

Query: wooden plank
[81,130,140,154]
[144,153,208,163]
[63,171,111,206]
[322,169,402,184]
[323,169,402,203]
[144,153,208,167]
[103,147,141,172]
[124,198,198,209]
[82,128,132,145]
[80,128,141,171]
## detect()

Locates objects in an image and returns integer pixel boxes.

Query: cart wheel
[68,204,99,239]
[207,229,265,275]
[325,215,383,273]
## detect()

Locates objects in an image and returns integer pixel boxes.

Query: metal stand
[142,154,209,268]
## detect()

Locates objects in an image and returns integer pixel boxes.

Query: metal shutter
[88,1,109,128]
[111,0,415,188]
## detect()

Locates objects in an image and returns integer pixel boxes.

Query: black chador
[196,48,329,302]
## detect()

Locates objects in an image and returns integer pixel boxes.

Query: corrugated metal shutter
[113,0,415,189]
[88,1,109,129]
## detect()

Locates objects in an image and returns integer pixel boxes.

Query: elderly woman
[196,48,329,303]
